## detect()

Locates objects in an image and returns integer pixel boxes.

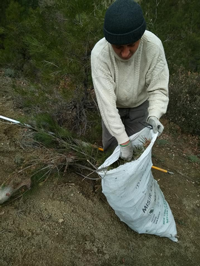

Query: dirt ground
[0,74,200,266]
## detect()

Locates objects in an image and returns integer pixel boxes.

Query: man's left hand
[147,116,164,136]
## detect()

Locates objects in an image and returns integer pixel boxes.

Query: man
[91,0,169,161]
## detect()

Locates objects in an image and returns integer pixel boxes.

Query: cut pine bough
[96,147,174,174]
[0,115,173,174]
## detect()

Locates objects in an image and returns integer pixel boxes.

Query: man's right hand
[120,140,133,161]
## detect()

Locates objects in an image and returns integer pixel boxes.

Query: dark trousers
[102,100,149,151]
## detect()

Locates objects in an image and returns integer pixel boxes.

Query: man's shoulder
[91,38,110,58]
[142,30,163,48]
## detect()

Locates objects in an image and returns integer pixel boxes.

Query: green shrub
[187,155,200,164]
[141,0,200,71]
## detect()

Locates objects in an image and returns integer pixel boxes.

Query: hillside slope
[0,73,200,266]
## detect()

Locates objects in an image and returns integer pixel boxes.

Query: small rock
[104,254,109,259]
[14,153,24,165]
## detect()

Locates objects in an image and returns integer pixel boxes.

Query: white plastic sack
[98,127,178,242]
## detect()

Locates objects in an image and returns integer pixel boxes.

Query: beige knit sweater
[91,30,169,144]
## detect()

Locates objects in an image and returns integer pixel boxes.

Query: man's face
[111,39,140,60]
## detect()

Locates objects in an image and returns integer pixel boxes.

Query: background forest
[0,0,200,142]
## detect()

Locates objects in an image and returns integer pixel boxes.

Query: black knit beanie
[104,0,146,45]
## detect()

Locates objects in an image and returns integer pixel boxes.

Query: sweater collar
[109,39,142,62]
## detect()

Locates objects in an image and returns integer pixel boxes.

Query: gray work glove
[120,141,133,161]
[147,116,164,136]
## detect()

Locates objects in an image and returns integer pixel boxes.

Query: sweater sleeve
[146,42,169,119]
[91,53,129,145]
